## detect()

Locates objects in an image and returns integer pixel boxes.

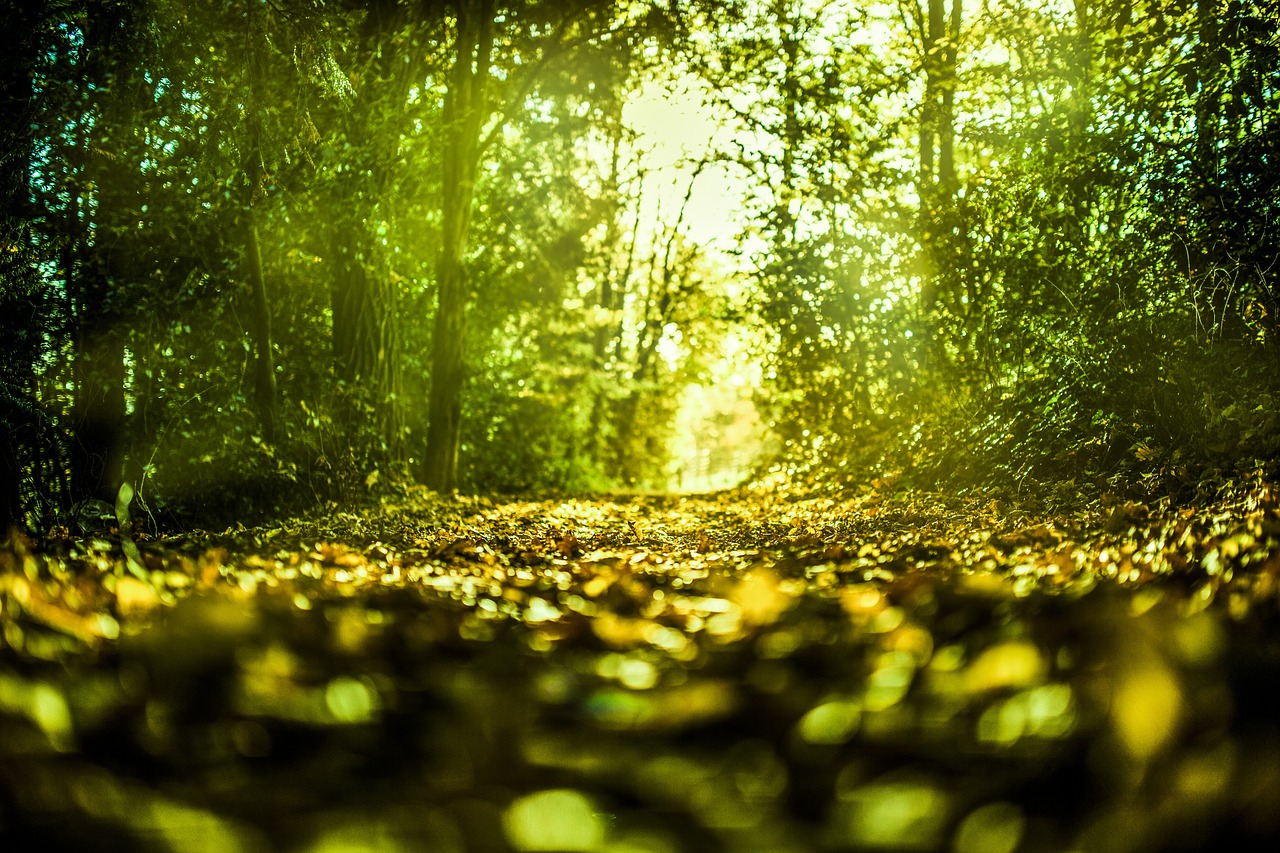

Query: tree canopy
[2,0,1278,530]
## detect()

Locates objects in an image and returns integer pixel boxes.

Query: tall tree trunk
[937,0,961,193]
[243,0,277,444]
[915,0,962,360]
[1193,0,1221,183]
[245,215,277,443]
[778,4,801,244]
[918,0,943,196]
[73,0,144,504]
[589,87,629,468]
[71,304,127,504]
[1068,0,1094,141]
[1060,0,1097,252]
[423,0,494,493]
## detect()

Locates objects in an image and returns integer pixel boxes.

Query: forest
[3,0,1280,851]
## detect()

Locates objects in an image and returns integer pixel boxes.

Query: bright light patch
[665,330,771,493]
[1113,663,1182,761]
[656,323,683,370]
[503,789,605,852]
[954,802,1026,853]
[624,80,719,167]
[622,76,745,250]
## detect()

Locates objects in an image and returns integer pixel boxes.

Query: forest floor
[4,485,1280,853]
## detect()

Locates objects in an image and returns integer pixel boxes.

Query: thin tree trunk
[423,0,494,493]
[245,214,277,443]
[73,0,141,504]
[1063,0,1094,248]
[938,0,961,192]
[779,6,801,244]
[1069,0,1094,140]
[916,0,961,358]
[919,0,943,194]
[593,92,627,370]
[589,91,628,468]
[243,0,277,444]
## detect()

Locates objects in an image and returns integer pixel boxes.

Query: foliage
[1,0,1279,524]
[682,0,1280,502]
[1,0,712,523]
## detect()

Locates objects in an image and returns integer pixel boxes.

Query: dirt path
[3,489,1280,851]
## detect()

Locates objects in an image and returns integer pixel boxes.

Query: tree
[902,0,964,362]
[455,32,630,491]
[423,0,494,493]
[70,0,159,505]
[684,0,914,479]
[241,0,279,444]
[314,0,420,468]
[422,0,658,493]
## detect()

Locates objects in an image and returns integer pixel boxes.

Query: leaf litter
[3,485,1280,851]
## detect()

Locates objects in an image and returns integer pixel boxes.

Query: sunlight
[625,79,717,167]
[618,73,772,491]
[655,322,683,371]
[622,75,746,250]
[666,329,773,493]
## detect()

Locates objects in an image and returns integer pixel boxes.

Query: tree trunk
[245,214,277,443]
[589,90,631,469]
[1069,0,1094,140]
[778,8,801,244]
[243,0,277,444]
[918,0,943,196]
[423,0,494,493]
[1059,0,1095,254]
[938,0,961,193]
[72,0,144,504]
[71,310,127,504]
[916,0,962,359]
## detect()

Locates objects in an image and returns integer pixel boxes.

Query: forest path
[3,489,1280,851]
